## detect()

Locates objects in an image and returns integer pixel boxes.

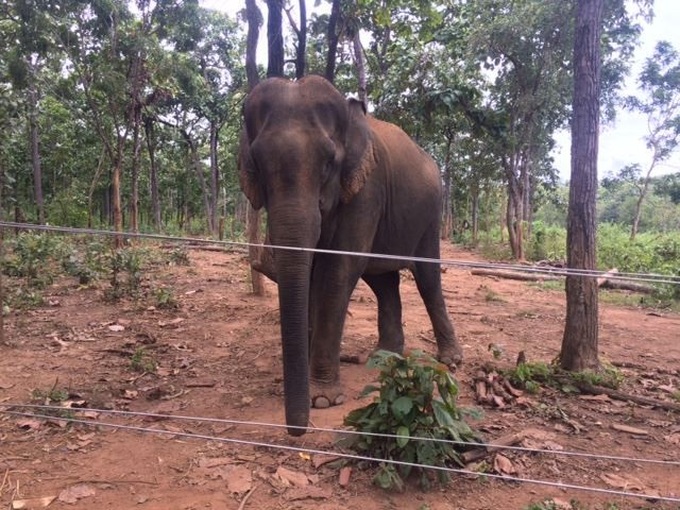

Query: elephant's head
[238,76,374,435]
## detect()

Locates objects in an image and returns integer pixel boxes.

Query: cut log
[597,268,618,287]
[470,269,559,282]
[600,279,654,294]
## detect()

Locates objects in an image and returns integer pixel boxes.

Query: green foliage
[130,347,157,373]
[167,246,191,266]
[507,361,552,394]
[342,350,477,491]
[155,287,178,309]
[105,247,145,301]
[507,361,623,394]
[2,232,66,288]
[530,221,566,262]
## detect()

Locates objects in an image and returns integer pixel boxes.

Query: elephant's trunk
[268,205,320,436]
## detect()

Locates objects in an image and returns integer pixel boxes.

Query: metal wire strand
[0,221,678,285]
[3,404,678,467]
[2,410,678,503]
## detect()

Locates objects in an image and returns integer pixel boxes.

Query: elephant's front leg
[308,253,363,409]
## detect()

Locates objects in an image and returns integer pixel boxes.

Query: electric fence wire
[2,403,679,467]
[1,222,678,502]
[1,409,678,503]
[0,221,678,286]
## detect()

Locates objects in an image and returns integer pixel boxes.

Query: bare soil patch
[1,243,678,510]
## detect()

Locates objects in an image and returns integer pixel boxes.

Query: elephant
[238,75,463,436]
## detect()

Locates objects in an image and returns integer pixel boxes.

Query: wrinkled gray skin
[239,75,462,436]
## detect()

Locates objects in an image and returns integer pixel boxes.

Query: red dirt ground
[1,243,678,510]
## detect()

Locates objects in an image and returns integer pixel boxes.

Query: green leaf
[396,425,410,448]
[432,399,455,429]
[391,396,413,419]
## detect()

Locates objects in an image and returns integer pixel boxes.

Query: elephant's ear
[341,98,376,203]
[238,130,264,210]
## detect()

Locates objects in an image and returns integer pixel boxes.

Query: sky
[553,0,680,180]
[208,0,680,181]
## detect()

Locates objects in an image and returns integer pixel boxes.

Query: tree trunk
[144,117,162,230]
[295,0,306,79]
[441,135,454,240]
[130,109,142,233]
[245,0,266,296]
[471,185,480,246]
[506,175,524,260]
[27,80,44,225]
[245,0,262,89]
[630,159,655,240]
[325,0,341,83]
[561,0,603,372]
[210,121,220,237]
[266,0,284,77]
[112,155,124,247]
[352,31,367,104]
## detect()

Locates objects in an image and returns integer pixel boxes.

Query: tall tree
[266,0,284,77]
[625,41,680,240]
[244,0,267,296]
[561,0,603,372]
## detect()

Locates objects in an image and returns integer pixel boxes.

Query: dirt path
[1,244,678,509]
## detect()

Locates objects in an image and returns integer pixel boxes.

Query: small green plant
[342,350,477,491]
[167,246,191,266]
[32,386,69,404]
[130,347,157,373]
[155,287,178,309]
[524,501,560,510]
[106,247,144,300]
[507,361,552,394]
[570,363,623,390]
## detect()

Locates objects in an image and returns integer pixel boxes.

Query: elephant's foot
[437,343,464,368]
[310,380,346,409]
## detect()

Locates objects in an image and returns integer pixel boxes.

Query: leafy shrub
[342,350,477,491]
[530,221,566,262]
[105,247,145,301]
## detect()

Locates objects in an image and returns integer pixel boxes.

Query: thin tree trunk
[245,0,262,87]
[144,117,161,229]
[130,110,142,233]
[561,0,603,372]
[352,31,367,104]
[27,80,44,225]
[112,155,123,247]
[266,0,284,77]
[630,159,655,240]
[296,0,306,79]
[441,135,454,240]
[471,185,480,246]
[325,0,341,83]
[246,0,266,296]
[210,121,219,237]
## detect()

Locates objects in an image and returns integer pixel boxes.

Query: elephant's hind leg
[412,238,463,366]
[362,272,404,354]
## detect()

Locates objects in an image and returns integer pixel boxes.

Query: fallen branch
[470,269,559,282]
[238,485,258,510]
[461,430,529,464]
[576,382,680,413]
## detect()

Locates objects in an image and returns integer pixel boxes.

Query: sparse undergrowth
[0,233,191,311]
[342,350,478,491]
[506,360,624,394]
